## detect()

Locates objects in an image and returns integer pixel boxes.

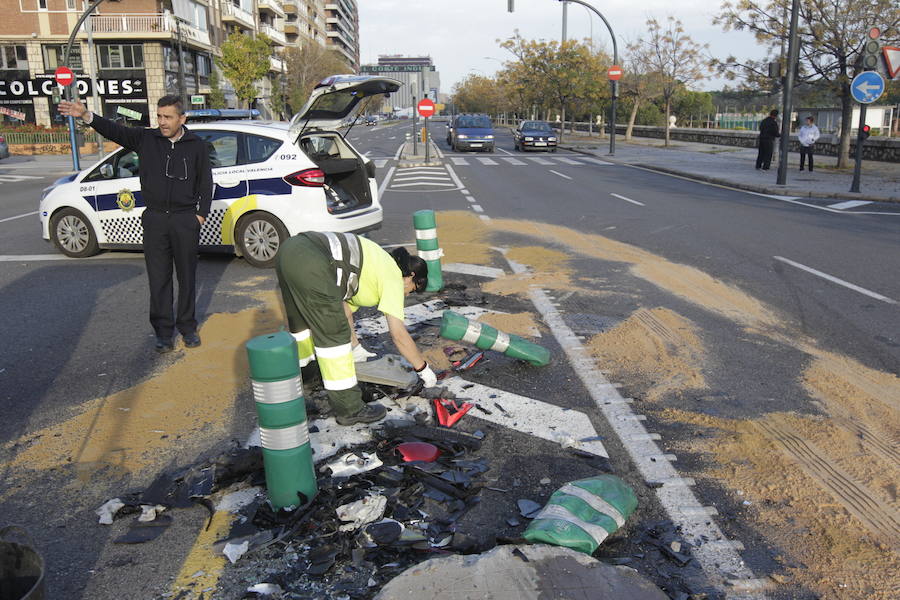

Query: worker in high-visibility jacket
[275,231,438,425]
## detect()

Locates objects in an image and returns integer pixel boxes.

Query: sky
[357,0,770,96]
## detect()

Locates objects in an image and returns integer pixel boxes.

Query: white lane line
[527,156,554,165]
[471,204,484,212]
[479,214,492,222]
[828,200,873,210]
[496,147,514,155]
[433,142,444,159]
[443,379,609,458]
[444,163,466,190]
[377,166,396,198]
[398,167,445,173]
[392,175,453,182]
[549,169,572,180]
[388,136,397,139]
[477,157,498,165]
[773,256,897,305]
[374,159,389,168]
[610,193,645,206]
[442,263,505,279]
[0,211,38,224]
[363,151,370,157]
[393,143,404,160]
[356,300,496,336]
[390,181,457,188]
[500,157,526,166]
[503,254,762,596]
[450,157,469,166]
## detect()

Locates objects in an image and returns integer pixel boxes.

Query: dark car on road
[449,114,494,152]
[513,120,558,152]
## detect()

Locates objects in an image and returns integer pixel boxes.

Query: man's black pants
[799,146,814,171]
[756,139,774,169]
[141,209,200,340]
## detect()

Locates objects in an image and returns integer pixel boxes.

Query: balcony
[220,2,255,30]
[258,0,286,18]
[87,13,211,48]
[270,55,285,72]
[282,0,299,12]
[283,19,299,35]
[260,24,287,46]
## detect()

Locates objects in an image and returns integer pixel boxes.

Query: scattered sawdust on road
[478,311,542,339]
[658,407,900,600]
[436,211,492,265]
[3,290,284,485]
[586,308,706,401]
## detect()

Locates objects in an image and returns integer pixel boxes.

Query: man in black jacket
[59,95,213,353]
[756,109,780,170]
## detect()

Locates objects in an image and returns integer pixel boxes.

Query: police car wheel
[236,212,287,269]
[50,208,99,258]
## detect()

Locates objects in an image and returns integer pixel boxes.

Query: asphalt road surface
[1,119,897,599]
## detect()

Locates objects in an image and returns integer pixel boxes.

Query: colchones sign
[0,76,147,100]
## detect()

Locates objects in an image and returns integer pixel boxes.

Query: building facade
[0,0,359,128]
[360,55,440,110]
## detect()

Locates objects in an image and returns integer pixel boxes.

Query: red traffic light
[861,124,871,140]
[868,27,880,40]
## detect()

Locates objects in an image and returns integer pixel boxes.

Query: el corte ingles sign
[0,74,146,100]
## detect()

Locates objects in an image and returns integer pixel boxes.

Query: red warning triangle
[884,47,900,79]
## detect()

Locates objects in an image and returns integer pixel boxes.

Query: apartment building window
[98,44,144,70]
[173,0,209,31]
[66,0,77,9]
[43,45,84,72]
[0,46,29,70]
[38,0,48,10]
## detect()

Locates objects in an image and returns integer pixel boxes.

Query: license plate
[469,143,482,148]
[534,142,547,146]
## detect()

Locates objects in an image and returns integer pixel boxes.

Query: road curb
[562,145,900,204]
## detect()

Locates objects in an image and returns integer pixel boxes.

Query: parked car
[513,120,558,152]
[449,114,494,152]
[39,74,401,268]
[0,134,9,160]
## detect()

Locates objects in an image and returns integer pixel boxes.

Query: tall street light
[555,0,618,155]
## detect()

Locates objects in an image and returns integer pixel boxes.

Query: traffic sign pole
[850,104,867,193]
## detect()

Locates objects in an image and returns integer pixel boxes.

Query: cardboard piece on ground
[354,354,417,388]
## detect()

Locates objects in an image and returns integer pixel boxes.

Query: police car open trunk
[297,133,373,214]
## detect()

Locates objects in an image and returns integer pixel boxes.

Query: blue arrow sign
[850,71,885,104]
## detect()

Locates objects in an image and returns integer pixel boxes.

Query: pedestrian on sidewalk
[276,233,438,426]
[58,96,213,354]
[798,116,820,172]
[756,109,780,170]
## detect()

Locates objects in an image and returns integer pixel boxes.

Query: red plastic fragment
[396,441,441,462]
[433,398,474,428]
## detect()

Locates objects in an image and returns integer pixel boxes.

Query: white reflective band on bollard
[415,228,438,240]
[490,331,511,353]
[462,321,483,344]
[251,377,303,404]
[259,423,310,450]
[417,248,444,261]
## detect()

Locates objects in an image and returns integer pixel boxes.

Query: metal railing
[270,56,285,72]
[87,13,210,46]
[260,24,287,45]
[220,3,255,27]
[2,132,72,145]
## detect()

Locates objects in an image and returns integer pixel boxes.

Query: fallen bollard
[523,474,637,554]
[246,331,317,510]
[440,310,550,367]
[413,209,443,292]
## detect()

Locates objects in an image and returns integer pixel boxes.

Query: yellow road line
[169,510,237,597]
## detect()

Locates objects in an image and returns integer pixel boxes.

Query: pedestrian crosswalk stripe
[477,157,498,165]
[500,157,526,165]
[554,157,582,165]
[394,175,452,181]
[450,157,469,166]
[391,181,457,188]
[526,157,554,165]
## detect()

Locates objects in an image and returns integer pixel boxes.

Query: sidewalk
[560,131,900,203]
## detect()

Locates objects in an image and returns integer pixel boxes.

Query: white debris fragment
[95,498,125,525]
[223,540,250,564]
[336,495,387,532]
[322,451,383,478]
[138,504,167,522]
[246,583,283,595]
[216,487,263,513]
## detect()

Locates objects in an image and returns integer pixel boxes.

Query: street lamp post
[556,0,618,156]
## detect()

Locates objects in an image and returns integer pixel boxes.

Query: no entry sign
[55,66,75,86]
[607,65,623,81]
[417,98,435,118]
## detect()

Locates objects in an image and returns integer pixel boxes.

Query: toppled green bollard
[523,475,638,554]
[246,331,317,510]
[413,209,443,292]
[440,310,550,367]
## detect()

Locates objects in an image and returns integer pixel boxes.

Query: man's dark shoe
[336,403,387,426]
[183,332,201,348]
[155,337,174,354]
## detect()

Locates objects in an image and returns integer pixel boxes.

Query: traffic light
[860,124,871,140]
[862,27,880,71]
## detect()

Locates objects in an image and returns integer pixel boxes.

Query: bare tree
[637,17,709,146]
[283,42,350,114]
[622,41,664,140]
[714,0,900,168]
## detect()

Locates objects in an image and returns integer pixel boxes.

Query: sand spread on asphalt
[658,407,900,599]
[478,311,542,339]
[3,289,284,484]
[585,308,706,402]
[436,211,492,264]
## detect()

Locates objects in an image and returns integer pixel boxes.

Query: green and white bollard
[246,331,317,510]
[413,209,443,292]
[440,310,551,367]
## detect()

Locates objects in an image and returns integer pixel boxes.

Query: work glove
[416,362,438,388]
[352,343,376,363]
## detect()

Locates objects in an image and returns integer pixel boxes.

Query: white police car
[40,75,400,267]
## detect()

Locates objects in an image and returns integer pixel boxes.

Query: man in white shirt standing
[798,116,821,172]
